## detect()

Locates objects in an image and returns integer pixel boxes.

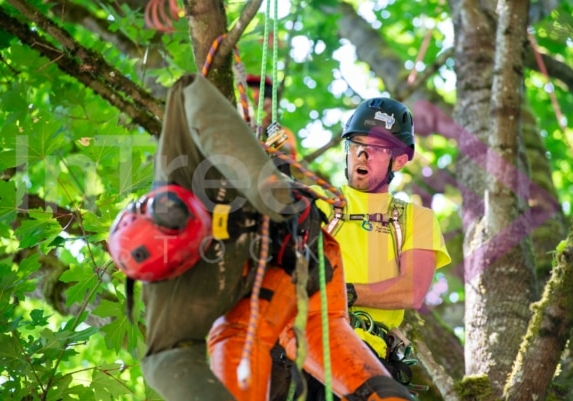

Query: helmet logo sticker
[374,111,395,129]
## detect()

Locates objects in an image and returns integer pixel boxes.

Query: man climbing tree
[108,73,415,400]
[270,97,451,400]
[2,1,573,400]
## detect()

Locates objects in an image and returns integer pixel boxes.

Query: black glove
[346,283,357,307]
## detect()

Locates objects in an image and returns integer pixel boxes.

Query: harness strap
[337,212,398,223]
[391,205,403,271]
[326,207,343,234]
[327,195,407,270]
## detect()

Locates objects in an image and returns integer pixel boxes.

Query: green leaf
[0,263,37,313]
[28,309,51,328]
[0,332,22,369]
[58,383,95,401]
[18,253,41,279]
[45,374,74,401]
[20,112,70,164]
[60,264,101,307]
[91,364,134,400]
[0,83,28,113]
[94,300,141,353]
[68,325,99,343]
[15,207,62,249]
[0,180,22,224]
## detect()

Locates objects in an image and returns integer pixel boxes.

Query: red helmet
[108,185,212,282]
[246,74,272,87]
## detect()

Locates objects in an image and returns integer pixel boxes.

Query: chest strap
[326,200,405,271]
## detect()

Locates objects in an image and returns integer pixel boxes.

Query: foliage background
[0,0,572,400]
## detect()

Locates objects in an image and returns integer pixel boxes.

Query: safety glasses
[345,138,393,158]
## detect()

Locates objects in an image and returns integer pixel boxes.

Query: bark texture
[504,223,573,400]
[449,0,572,398]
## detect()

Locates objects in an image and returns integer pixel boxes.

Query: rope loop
[201,34,226,77]
[144,0,182,33]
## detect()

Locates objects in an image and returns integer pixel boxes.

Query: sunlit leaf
[94,299,141,354]
[0,180,21,224]
[60,264,101,307]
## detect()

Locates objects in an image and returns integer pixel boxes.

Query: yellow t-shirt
[314,185,451,330]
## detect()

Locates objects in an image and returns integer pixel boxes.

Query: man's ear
[392,154,409,171]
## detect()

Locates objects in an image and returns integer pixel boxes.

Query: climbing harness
[329,195,430,398]
[326,195,406,270]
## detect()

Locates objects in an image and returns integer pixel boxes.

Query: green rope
[287,381,296,401]
[318,231,333,401]
[271,0,279,123]
[257,0,280,132]
[256,0,272,131]
[292,252,309,401]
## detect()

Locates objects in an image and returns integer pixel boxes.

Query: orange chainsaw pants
[208,230,411,401]
[278,239,412,401]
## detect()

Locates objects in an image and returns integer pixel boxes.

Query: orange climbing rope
[144,0,181,33]
[202,34,251,123]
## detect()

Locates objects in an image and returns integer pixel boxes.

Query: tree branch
[504,226,573,400]
[525,49,573,92]
[1,2,164,136]
[403,310,465,400]
[224,0,264,56]
[48,0,170,99]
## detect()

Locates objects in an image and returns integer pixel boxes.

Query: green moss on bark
[454,375,494,401]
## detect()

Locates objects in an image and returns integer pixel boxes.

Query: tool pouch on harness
[269,184,334,295]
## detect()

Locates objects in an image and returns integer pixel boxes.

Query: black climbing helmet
[342,98,415,160]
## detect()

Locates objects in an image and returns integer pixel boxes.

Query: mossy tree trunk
[504,224,573,400]
[451,0,537,398]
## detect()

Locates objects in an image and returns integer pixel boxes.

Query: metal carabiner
[361,220,373,231]
[352,310,375,333]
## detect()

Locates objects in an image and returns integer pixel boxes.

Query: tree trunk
[451,0,537,397]
[450,0,496,389]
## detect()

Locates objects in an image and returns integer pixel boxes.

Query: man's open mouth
[356,166,369,176]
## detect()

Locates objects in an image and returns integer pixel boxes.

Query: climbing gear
[342,98,415,161]
[108,184,212,282]
[349,310,429,398]
[277,244,412,401]
[269,185,334,294]
[266,122,295,176]
[267,122,291,153]
[326,194,407,271]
